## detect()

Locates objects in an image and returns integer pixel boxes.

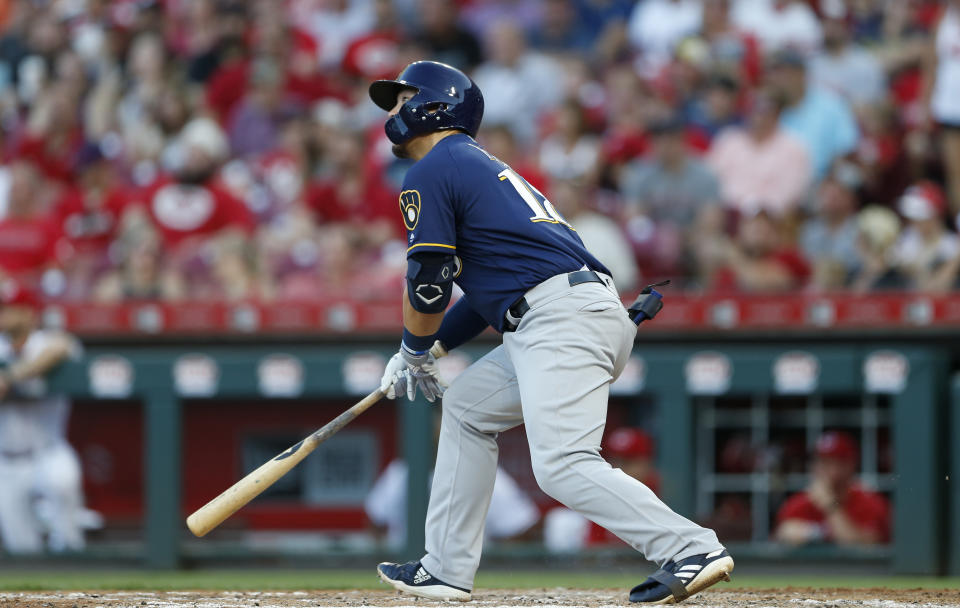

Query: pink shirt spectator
[707,127,812,217]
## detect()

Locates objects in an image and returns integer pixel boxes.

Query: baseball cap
[857,205,901,251]
[605,428,654,459]
[815,431,858,464]
[0,280,41,310]
[898,181,946,221]
[177,118,230,162]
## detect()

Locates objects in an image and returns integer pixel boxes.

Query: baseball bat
[186,388,384,537]
[186,342,448,537]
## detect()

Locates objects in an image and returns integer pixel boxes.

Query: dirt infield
[2,588,960,608]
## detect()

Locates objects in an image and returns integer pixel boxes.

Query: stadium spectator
[731,0,823,56]
[767,49,859,181]
[114,32,172,166]
[414,0,483,71]
[52,147,124,255]
[538,99,600,181]
[686,74,745,139]
[50,146,127,299]
[134,117,255,250]
[855,102,910,208]
[472,19,564,144]
[0,0,950,306]
[800,163,862,290]
[700,0,762,86]
[227,57,304,159]
[528,0,593,53]
[15,78,84,185]
[0,280,93,554]
[703,210,811,292]
[890,181,960,291]
[93,217,185,303]
[598,65,655,175]
[621,115,720,280]
[294,0,376,70]
[543,428,660,553]
[707,88,811,217]
[0,162,60,286]
[306,128,399,245]
[808,3,886,108]
[775,431,890,545]
[927,0,960,219]
[459,0,543,41]
[627,0,702,76]
[550,178,638,291]
[341,0,405,82]
[850,205,905,292]
[621,116,720,227]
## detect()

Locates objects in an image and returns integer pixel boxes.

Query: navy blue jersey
[400,133,609,331]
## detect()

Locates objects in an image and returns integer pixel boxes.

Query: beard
[177,164,216,185]
[391,142,411,159]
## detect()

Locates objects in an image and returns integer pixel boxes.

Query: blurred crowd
[1,0,960,303]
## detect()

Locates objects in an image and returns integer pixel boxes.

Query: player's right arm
[433,297,488,354]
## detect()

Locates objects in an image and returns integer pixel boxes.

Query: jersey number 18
[498,169,572,228]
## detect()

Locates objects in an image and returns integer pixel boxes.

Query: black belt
[503,270,606,332]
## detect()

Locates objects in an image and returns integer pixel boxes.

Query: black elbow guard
[406,252,459,313]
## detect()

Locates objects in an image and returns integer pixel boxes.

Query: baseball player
[371,61,733,604]
[0,281,88,553]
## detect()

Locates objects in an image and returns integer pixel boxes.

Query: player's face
[0,306,35,335]
[390,89,416,116]
[813,456,855,489]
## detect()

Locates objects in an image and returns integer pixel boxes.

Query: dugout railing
[1,342,949,574]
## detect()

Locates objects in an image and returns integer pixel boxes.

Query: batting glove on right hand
[380,345,446,403]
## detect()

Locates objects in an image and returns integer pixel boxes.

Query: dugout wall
[9,341,949,574]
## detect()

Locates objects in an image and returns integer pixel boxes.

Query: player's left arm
[1,332,79,383]
[403,284,445,338]
[0,332,81,398]
[381,161,459,403]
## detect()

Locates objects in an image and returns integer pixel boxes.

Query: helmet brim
[369,79,419,112]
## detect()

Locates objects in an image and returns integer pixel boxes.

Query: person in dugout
[774,431,890,546]
[0,280,97,553]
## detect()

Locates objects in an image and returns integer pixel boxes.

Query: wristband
[402,328,436,355]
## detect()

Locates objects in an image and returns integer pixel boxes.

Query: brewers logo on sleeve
[399,189,421,231]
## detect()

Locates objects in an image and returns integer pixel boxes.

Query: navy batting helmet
[369,61,484,145]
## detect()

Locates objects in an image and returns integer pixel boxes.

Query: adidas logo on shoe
[413,567,431,585]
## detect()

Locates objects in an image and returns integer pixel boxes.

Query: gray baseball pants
[420,273,722,590]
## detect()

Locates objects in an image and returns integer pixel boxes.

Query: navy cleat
[376,560,472,601]
[629,549,734,604]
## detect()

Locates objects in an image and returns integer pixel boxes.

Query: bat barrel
[186,435,318,537]
[185,389,384,537]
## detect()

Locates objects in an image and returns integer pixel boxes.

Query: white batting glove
[379,345,447,402]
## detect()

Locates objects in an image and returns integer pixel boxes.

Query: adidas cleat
[629,548,734,604]
[376,560,472,601]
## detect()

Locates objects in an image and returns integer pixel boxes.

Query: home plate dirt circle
[2,589,959,608]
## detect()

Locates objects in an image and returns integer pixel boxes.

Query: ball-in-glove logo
[399,189,421,230]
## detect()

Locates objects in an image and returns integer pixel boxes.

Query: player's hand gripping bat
[186,342,446,537]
